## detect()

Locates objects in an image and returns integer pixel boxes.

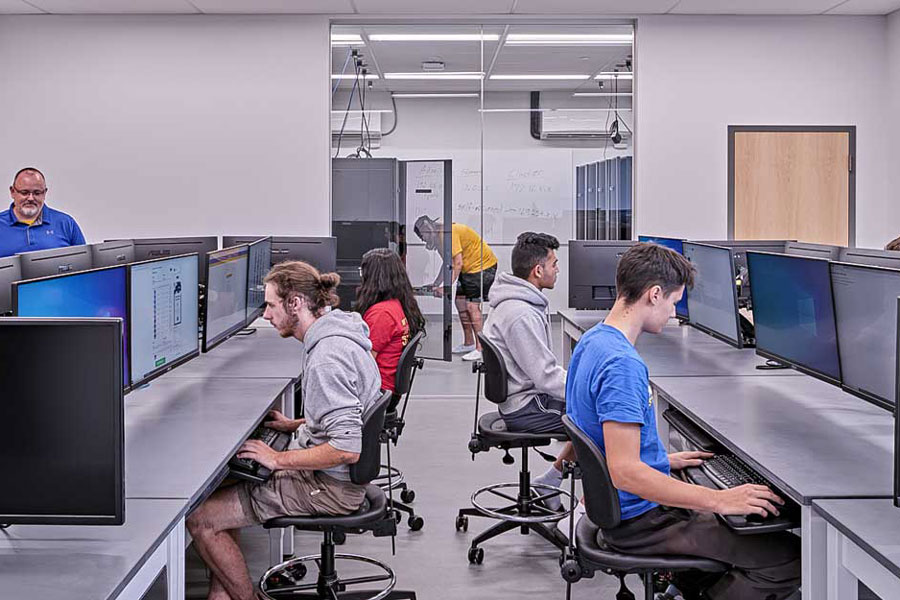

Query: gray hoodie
[296,309,382,481]
[482,272,567,415]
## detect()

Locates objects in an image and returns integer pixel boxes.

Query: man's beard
[277,311,299,338]
[19,203,40,218]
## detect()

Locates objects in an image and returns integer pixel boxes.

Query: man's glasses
[12,187,47,199]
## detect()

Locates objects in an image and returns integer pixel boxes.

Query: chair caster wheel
[455,515,469,532]
[265,563,307,590]
[333,531,346,545]
[400,489,416,503]
[560,559,582,583]
[408,515,424,531]
[467,546,484,565]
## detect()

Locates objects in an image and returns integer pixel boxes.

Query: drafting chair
[371,332,426,532]
[559,415,727,600]
[455,333,572,565]
[259,390,418,600]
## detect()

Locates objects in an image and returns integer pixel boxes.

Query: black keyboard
[700,454,768,489]
[228,425,292,483]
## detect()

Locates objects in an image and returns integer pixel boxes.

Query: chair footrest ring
[372,465,405,491]
[260,553,397,600]
[470,482,573,524]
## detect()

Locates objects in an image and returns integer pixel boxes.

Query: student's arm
[603,421,784,517]
[239,439,358,471]
[433,228,464,289]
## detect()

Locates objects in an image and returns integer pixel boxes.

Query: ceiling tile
[353,0,515,14]
[192,0,354,13]
[0,1,44,13]
[825,0,900,14]
[513,0,677,14]
[671,0,843,14]
[27,0,198,13]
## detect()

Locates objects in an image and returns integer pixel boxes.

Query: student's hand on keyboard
[668,451,714,470]
[713,484,784,518]
[264,409,303,433]
[238,439,281,471]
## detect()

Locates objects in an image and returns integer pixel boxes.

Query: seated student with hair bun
[187,261,383,600]
[355,248,426,393]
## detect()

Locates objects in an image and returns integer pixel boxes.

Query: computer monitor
[16,244,92,280]
[0,317,124,525]
[203,245,249,352]
[246,237,272,323]
[747,251,841,384]
[697,240,789,304]
[784,241,841,261]
[638,236,688,320]
[0,255,21,315]
[13,265,130,391]
[568,240,637,310]
[119,237,218,286]
[838,247,900,270]
[683,243,742,348]
[129,254,200,387]
[91,240,135,268]
[831,262,900,410]
[222,236,337,273]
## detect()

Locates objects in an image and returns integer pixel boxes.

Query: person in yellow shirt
[414,215,498,361]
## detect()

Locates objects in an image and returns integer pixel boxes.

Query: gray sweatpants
[602,505,800,600]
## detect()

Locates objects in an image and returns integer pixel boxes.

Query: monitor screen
[129,254,200,387]
[13,266,129,390]
[683,243,741,348]
[747,252,841,384]
[246,237,272,323]
[0,318,124,525]
[639,236,689,319]
[831,262,900,408]
[568,240,636,310]
[204,245,249,352]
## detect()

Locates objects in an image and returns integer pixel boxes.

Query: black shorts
[456,265,497,302]
[501,393,566,435]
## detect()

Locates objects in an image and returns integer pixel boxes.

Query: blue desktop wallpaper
[638,236,689,318]
[747,252,841,381]
[16,267,129,388]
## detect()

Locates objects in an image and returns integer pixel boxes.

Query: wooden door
[728,127,854,246]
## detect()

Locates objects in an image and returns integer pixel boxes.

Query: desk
[653,376,895,598]
[558,309,606,367]
[0,498,187,600]
[813,499,900,600]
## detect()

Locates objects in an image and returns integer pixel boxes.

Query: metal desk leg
[267,381,298,564]
[114,516,185,600]
[167,516,186,600]
[802,504,828,600]
[561,320,580,369]
[825,521,858,600]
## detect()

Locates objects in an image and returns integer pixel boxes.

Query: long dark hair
[356,248,425,338]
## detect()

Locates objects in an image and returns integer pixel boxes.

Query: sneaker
[452,343,476,354]
[461,349,482,362]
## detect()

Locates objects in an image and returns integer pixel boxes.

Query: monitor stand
[756,359,790,371]
[235,328,258,337]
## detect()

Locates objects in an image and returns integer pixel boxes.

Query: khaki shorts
[238,470,366,523]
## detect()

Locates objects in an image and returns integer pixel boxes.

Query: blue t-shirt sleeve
[594,356,649,427]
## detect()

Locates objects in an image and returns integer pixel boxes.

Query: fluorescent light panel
[490,74,589,80]
[595,73,633,80]
[573,92,633,97]
[331,74,379,80]
[331,34,363,46]
[369,34,500,41]
[392,93,479,98]
[384,72,484,80]
[505,33,632,45]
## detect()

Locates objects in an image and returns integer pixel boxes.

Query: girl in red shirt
[356,249,426,392]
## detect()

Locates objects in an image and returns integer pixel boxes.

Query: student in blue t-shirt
[1,167,85,258]
[567,243,800,600]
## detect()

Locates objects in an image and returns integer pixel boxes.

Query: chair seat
[575,515,729,574]
[477,411,567,447]
[263,484,387,531]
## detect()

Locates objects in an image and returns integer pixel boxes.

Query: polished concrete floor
[146,321,880,600]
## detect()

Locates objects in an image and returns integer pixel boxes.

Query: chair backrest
[477,332,508,405]
[349,389,392,485]
[561,414,622,530]
[393,331,424,397]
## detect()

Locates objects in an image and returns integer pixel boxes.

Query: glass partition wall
[331,23,635,360]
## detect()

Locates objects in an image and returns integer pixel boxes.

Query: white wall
[0,15,332,242]
[888,10,900,243]
[635,15,893,248]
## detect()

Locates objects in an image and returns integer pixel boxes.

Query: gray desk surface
[813,499,900,579]
[0,498,187,600]
[125,376,291,501]
[558,308,607,332]
[654,376,894,504]
[167,326,303,379]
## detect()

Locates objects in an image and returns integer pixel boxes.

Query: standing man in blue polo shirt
[0,167,85,258]
[567,243,800,600]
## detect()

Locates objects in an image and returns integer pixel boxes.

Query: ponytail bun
[317,272,341,308]
[318,272,341,290]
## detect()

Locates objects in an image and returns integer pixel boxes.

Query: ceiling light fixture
[595,73,634,80]
[505,33,632,46]
[392,93,479,98]
[384,72,484,80]
[573,92,633,97]
[490,74,590,80]
[369,34,500,42]
[331,34,364,46]
[331,73,379,80]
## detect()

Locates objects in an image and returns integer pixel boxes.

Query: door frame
[727,125,856,246]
